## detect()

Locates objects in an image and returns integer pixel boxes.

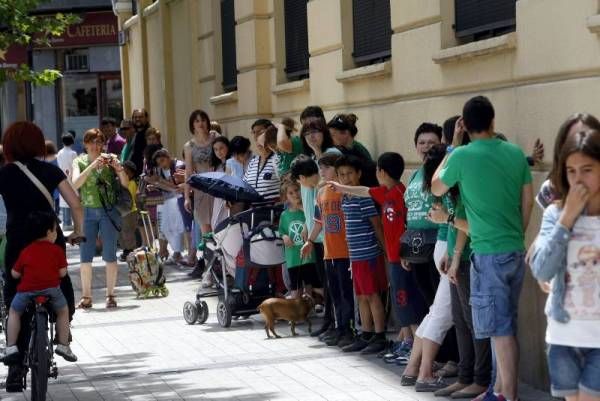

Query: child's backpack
[127,211,168,298]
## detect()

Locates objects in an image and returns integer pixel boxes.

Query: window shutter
[221,0,237,92]
[352,0,392,64]
[455,0,516,38]
[284,0,309,80]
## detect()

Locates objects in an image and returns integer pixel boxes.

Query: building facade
[115,0,600,389]
[0,0,122,146]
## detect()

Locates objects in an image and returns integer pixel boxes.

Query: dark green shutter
[352,0,392,64]
[221,0,237,92]
[284,0,309,80]
[455,0,517,38]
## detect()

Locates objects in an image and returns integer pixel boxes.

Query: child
[151,149,185,265]
[210,136,232,228]
[302,152,355,347]
[278,180,319,299]
[291,156,331,338]
[57,133,78,230]
[226,136,252,179]
[145,127,162,146]
[119,161,140,261]
[3,211,77,364]
[330,152,427,359]
[333,155,388,354]
[531,129,600,401]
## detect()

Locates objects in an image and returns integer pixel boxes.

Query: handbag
[399,228,438,264]
[98,174,133,217]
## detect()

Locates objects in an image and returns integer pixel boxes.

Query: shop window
[352,0,391,66]
[62,74,98,117]
[454,0,516,41]
[221,0,237,92]
[64,49,89,72]
[283,0,309,81]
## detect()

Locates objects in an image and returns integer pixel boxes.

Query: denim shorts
[81,207,120,263]
[470,252,525,339]
[547,344,600,397]
[10,287,67,313]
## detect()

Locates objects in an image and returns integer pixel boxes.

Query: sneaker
[342,336,370,352]
[5,364,25,392]
[55,344,77,362]
[324,332,342,346]
[318,327,337,342]
[361,336,387,354]
[394,354,410,365]
[2,345,20,365]
[480,392,507,401]
[337,332,355,348]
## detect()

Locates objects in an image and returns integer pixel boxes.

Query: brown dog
[257,295,314,338]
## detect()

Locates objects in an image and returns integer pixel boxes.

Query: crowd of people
[0,95,598,401]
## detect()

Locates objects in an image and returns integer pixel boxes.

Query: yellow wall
[116,0,600,389]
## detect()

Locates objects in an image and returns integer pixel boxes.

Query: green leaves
[0,0,79,86]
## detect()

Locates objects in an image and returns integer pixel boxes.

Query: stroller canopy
[188,172,264,204]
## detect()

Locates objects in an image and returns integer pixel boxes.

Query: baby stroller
[182,173,285,327]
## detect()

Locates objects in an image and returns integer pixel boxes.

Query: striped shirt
[341,194,382,261]
[243,153,280,205]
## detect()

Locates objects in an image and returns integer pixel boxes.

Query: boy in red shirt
[3,211,77,364]
[329,152,427,360]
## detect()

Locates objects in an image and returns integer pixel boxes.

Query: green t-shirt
[278,208,315,268]
[447,196,471,262]
[352,140,372,161]
[76,155,117,208]
[120,140,133,163]
[277,135,303,176]
[404,167,439,230]
[439,138,532,254]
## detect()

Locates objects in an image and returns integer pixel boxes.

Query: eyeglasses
[303,130,321,137]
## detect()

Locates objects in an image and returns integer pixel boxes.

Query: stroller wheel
[183,301,198,325]
[217,299,232,328]
[197,301,209,324]
[160,287,169,297]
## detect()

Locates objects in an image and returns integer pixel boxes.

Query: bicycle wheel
[30,311,49,401]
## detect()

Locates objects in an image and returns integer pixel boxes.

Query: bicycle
[5,234,85,401]
[24,295,59,401]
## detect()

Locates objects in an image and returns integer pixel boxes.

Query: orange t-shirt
[315,186,349,260]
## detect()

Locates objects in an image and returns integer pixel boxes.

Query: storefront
[0,6,122,146]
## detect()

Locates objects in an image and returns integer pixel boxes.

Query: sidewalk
[0,244,552,401]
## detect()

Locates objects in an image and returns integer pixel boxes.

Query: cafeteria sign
[44,11,118,47]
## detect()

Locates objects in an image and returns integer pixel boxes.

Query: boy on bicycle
[3,211,77,364]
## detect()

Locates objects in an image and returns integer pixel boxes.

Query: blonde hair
[145,127,161,140]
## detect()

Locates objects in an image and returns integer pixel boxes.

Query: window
[221,0,237,92]
[352,0,392,65]
[283,0,309,80]
[132,0,137,15]
[454,0,516,40]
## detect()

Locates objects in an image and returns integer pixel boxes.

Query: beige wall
[117,0,600,389]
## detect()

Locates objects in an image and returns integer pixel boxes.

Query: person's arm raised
[327,181,370,198]
[276,124,293,153]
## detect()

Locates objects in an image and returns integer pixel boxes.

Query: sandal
[106,295,117,309]
[76,297,92,309]
[434,360,458,378]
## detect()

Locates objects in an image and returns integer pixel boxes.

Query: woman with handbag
[0,121,85,391]
[399,124,459,390]
[72,128,129,309]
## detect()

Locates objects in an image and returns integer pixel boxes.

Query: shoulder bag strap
[14,161,55,210]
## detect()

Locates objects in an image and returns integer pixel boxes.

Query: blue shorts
[10,287,67,313]
[81,207,121,263]
[548,344,600,397]
[470,252,525,339]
